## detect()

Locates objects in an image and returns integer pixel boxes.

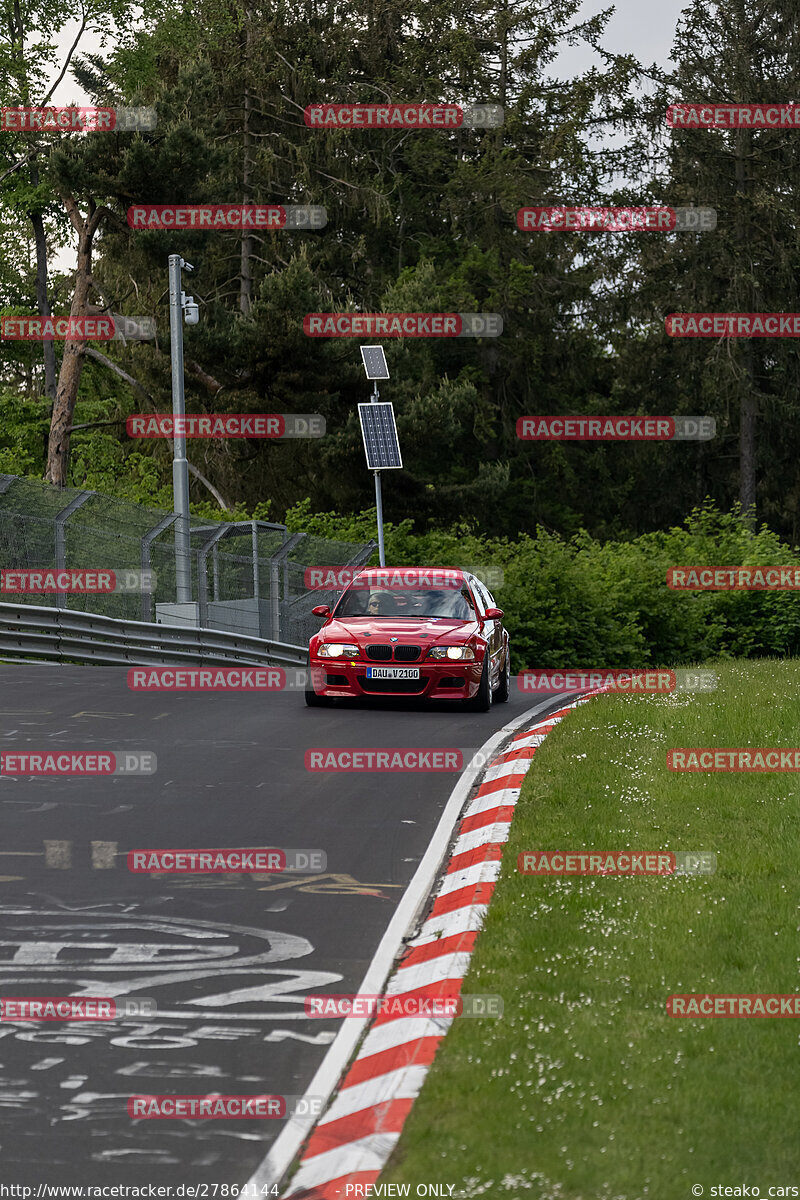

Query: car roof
[348,567,470,585]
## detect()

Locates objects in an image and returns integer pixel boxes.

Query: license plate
[366,667,420,679]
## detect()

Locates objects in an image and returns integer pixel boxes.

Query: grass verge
[382,660,800,1199]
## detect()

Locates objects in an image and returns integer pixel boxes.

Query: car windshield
[335,587,472,620]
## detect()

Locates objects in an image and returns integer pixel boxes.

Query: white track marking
[246,695,563,1190]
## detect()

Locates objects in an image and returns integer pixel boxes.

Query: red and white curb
[281,694,598,1198]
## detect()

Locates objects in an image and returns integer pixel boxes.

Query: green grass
[382,660,800,1199]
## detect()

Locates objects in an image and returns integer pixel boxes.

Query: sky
[45,0,690,269]
[51,0,688,103]
[551,0,685,79]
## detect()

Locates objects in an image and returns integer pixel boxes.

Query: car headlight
[427,645,475,661]
[317,642,359,658]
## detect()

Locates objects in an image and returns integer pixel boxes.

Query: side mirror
[484,607,504,620]
[312,604,331,617]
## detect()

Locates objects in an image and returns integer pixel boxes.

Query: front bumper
[307,654,484,700]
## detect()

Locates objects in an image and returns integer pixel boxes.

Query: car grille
[364,644,421,661]
[394,645,421,662]
[365,645,393,661]
[439,676,466,688]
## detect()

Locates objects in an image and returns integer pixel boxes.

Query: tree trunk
[45,197,108,486]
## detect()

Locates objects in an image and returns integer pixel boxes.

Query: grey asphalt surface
[0,663,568,1186]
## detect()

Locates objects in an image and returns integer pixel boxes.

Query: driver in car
[366,589,396,616]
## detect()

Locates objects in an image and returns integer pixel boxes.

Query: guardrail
[0,602,308,669]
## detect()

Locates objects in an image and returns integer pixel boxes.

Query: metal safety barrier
[0,601,308,669]
[0,473,377,643]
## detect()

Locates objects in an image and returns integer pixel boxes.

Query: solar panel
[358,402,402,469]
[360,345,390,380]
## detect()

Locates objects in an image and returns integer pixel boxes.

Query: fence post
[141,512,179,622]
[266,533,306,642]
[54,491,93,610]
[197,525,229,629]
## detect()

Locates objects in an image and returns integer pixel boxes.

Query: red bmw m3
[305,567,510,711]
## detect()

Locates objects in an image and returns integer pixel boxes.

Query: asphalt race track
[0,663,569,1186]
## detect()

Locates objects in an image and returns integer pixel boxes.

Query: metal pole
[270,558,280,642]
[169,254,192,604]
[369,378,386,566]
[373,472,386,566]
[197,548,208,628]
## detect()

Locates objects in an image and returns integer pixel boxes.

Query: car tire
[305,658,332,706]
[466,655,492,712]
[494,646,510,702]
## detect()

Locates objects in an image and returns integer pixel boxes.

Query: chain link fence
[0,475,376,647]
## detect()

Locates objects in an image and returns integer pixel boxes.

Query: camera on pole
[168,255,197,607]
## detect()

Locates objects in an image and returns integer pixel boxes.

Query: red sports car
[304,567,510,710]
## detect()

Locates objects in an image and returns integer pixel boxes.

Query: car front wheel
[465,655,492,712]
[494,646,510,702]
[305,659,332,706]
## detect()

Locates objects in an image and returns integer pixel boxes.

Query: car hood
[316,617,479,643]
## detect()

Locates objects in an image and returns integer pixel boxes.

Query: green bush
[285,497,800,667]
